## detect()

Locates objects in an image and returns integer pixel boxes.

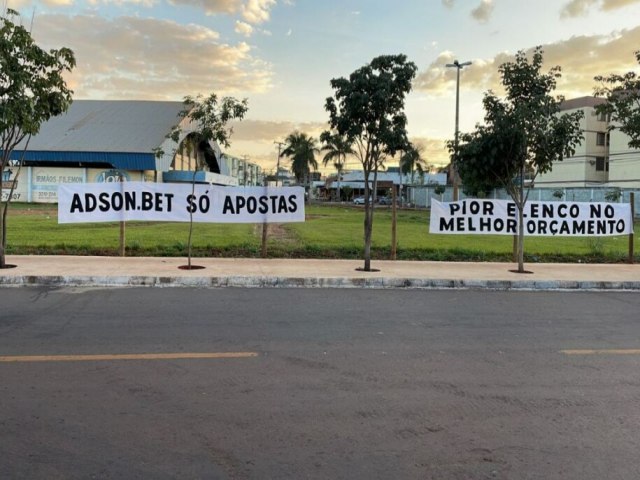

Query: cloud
[230,119,326,142]
[408,137,449,167]
[31,13,273,100]
[235,20,253,37]
[415,51,494,95]
[442,0,455,8]
[5,0,32,9]
[560,0,598,18]
[166,0,241,16]
[415,27,640,100]
[87,0,157,6]
[560,0,640,18]
[471,0,494,23]
[42,0,76,6]
[602,0,640,9]
[241,0,276,24]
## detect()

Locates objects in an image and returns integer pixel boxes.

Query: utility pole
[445,59,472,201]
[242,155,250,186]
[274,141,285,186]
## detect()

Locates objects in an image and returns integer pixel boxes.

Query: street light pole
[445,59,471,201]
[274,140,285,187]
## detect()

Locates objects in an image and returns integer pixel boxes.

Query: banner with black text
[58,182,305,224]
[429,199,633,236]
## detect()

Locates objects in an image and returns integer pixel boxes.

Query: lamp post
[274,140,285,186]
[445,59,471,201]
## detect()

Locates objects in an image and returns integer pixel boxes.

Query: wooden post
[261,222,268,258]
[119,220,126,257]
[119,173,126,257]
[391,187,397,260]
[629,192,635,264]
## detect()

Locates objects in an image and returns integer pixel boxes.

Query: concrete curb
[2,274,640,291]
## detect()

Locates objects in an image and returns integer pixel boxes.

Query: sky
[5,0,640,173]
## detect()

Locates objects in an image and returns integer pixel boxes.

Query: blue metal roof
[8,150,157,170]
[163,170,210,183]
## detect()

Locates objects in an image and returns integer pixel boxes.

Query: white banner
[429,199,633,236]
[58,182,305,224]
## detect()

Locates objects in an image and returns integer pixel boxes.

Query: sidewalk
[1,255,639,290]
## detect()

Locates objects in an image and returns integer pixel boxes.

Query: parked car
[353,196,370,205]
[378,196,393,205]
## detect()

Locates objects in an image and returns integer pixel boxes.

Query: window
[594,157,610,172]
[597,111,610,122]
[596,132,606,146]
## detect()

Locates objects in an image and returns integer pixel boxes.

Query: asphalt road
[1,287,640,479]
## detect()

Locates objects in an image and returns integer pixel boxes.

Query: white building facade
[537,96,640,189]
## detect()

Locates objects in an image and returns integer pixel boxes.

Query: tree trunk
[363,170,372,271]
[0,202,6,269]
[363,206,372,271]
[517,204,525,272]
[187,170,196,268]
[516,161,526,272]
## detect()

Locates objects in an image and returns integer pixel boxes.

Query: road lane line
[0,352,258,363]
[561,349,640,355]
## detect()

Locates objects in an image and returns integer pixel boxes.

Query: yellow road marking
[561,349,640,356]
[0,352,258,363]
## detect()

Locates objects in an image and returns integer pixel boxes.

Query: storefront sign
[429,199,633,236]
[32,167,85,202]
[58,182,305,224]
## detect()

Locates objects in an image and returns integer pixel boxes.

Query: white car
[353,196,370,205]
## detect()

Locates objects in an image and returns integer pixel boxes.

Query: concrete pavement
[1,255,639,290]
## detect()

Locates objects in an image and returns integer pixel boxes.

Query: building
[265,167,296,187]
[323,169,446,200]
[2,100,262,203]
[537,96,640,189]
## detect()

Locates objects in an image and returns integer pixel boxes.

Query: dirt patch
[8,206,57,216]
[253,223,297,244]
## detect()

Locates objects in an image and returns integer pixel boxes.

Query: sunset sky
[6,0,640,173]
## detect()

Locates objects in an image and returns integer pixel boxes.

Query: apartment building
[537,96,640,188]
[537,97,609,187]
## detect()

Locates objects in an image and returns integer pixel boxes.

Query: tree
[594,50,640,149]
[324,54,417,271]
[167,93,248,268]
[342,185,353,201]
[281,131,319,200]
[1,10,75,268]
[400,144,429,185]
[452,47,583,273]
[320,132,353,201]
[434,184,446,201]
[172,93,249,149]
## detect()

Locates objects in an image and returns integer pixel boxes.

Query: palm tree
[398,145,429,206]
[400,144,429,185]
[282,131,319,200]
[321,133,353,201]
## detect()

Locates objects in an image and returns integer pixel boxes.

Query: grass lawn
[4,202,638,262]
